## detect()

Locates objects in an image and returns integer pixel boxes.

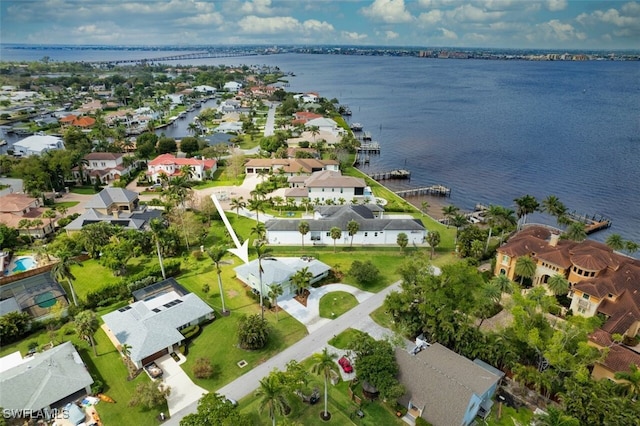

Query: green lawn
[53,201,80,209]
[239,369,403,425]
[319,292,358,319]
[486,404,534,425]
[69,186,99,195]
[328,328,367,349]
[70,257,154,301]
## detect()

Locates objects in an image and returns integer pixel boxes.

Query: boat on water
[178,111,187,119]
[362,131,372,141]
[0,140,6,146]
[350,123,363,131]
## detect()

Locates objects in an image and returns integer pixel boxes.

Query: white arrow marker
[210,193,249,264]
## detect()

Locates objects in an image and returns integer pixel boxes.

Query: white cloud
[341,31,368,41]
[384,30,399,40]
[302,19,334,33]
[241,0,273,16]
[175,12,223,26]
[236,15,333,35]
[536,19,587,41]
[546,0,568,12]
[418,10,444,25]
[446,4,506,22]
[439,27,458,39]
[360,0,413,24]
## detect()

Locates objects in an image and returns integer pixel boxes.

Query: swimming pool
[11,256,37,273]
[34,291,57,308]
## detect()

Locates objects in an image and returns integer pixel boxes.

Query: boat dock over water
[395,185,451,197]
[369,169,411,180]
[565,211,612,234]
[357,142,380,154]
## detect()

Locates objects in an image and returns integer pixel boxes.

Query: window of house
[582,293,590,300]
[374,232,378,237]
[364,232,368,237]
[502,255,509,264]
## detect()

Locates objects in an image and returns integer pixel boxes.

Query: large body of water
[1,47,639,243]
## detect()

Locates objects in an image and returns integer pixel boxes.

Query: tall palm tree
[248,197,266,223]
[75,310,99,356]
[271,196,285,215]
[329,226,342,253]
[207,246,229,314]
[541,195,567,224]
[268,284,284,322]
[149,218,166,280]
[421,201,430,216]
[256,372,289,426]
[450,213,468,247]
[255,241,272,320]
[230,196,246,219]
[397,232,409,253]
[515,256,537,286]
[514,194,539,229]
[441,205,459,226]
[547,273,569,296]
[426,230,441,259]
[42,209,57,229]
[490,274,514,295]
[298,221,310,250]
[311,347,338,420]
[300,198,312,215]
[51,252,81,306]
[251,222,267,244]
[605,233,625,251]
[347,220,359,248]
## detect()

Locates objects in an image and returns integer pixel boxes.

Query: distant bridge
[89,51,261,66]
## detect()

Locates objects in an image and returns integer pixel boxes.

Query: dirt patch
[294,289,310,307]
[227,289,238,297]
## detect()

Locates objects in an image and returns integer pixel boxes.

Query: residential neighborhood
[0,59,638,426]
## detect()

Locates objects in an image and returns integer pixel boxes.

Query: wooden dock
[395,185,451,197]
[369,169,411,180]
[565,211,612,234]
[357,142,380,154]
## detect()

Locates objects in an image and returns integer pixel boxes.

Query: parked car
[338,356,353,373]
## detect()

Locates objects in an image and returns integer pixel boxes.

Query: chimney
[549,233,560,247]
[112,209,119,218]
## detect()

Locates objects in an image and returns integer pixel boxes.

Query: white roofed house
[102,279,214,368]
[304,117,345,137]
[265,204,427,247]
[13,135,65,157]
[72,152,134,184]
[223,81,242,92]
[234,257,331,298]
[193,85,217,95]
[284,170,369,206]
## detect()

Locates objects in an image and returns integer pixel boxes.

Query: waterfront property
[395,343,503,426]
[64,187,162,234]
[284,170,368,205]
[265,204,427,247]
[495,225,640,379]
[234,256,331,297]
[12,134,65,157]
[243,158,339,176]
[101,279,214,368]
[147,153,217,182]
[0,341,93,417]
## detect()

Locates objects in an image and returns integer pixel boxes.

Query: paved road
[164,280,402,425]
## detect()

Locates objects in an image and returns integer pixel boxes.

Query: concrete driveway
[155,353,208,416]
[277,283,375,333]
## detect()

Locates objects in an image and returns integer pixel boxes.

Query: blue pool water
[12,257,36,273]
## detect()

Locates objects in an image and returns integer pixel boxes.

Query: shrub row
[84,260,181,309]
[180,324,201,340]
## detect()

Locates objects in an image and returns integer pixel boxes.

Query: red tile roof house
[494,225,640,381]
[72,152,133,185]
[147,154,217,183]
[0,194,54,239]
[58,114,96,129]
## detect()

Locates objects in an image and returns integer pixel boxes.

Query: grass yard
[319,291,358,319]
[486,404,534,425]
[369,305,394,330]
[54,201,80,209]
[328,328,367,349]
[239,373,403,425]
[69,186,99,195]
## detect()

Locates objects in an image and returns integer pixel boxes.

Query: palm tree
[248,197,266,223]
[490,274,514,295]
[18,219,33,243]
[255,241,272,320]
[149,218,166,280]
[450,213,468,247]
[291,267,313,297]
[614,363,640,400]
[42,209,57,229]
[75,310,99,356]
[347,220,359,248]
[256,372,289,426]
[230,196,246,219]
[547,273,569,296]
[300,198,312,215]
[441,205,459,226]
[541,195,567,223]
[309,125,320,142]
[271,196,285,215]
[564,222,587,242]
[268,284,284,322]
[625,240,639,256]
[51,252,81,306]
[397,232,409,253]
[605,233,625,251]
[514,194,539,229]
[329,226,342,253]
[515,256,537,286]
[426,230,441,259]
[311,347,338,420]
[421,201,430,216]
[251,222,267,244]
[298,221,310,250]
[207,246,229,314]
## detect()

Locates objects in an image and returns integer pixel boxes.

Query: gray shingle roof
[64,207,162,231]
[265,205,425,233]
[234,257,331,286]
[395,343,501,426]
[102,292,213,363]
[0,342,93,410]
[84,187,138,209]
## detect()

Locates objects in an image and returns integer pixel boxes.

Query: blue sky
[1,1,639,49]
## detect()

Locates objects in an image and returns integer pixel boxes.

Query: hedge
[180,325,200,340]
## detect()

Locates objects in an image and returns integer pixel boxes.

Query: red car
[338,356,353,373]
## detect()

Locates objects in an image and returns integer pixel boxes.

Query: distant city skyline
[1,1,639,50]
